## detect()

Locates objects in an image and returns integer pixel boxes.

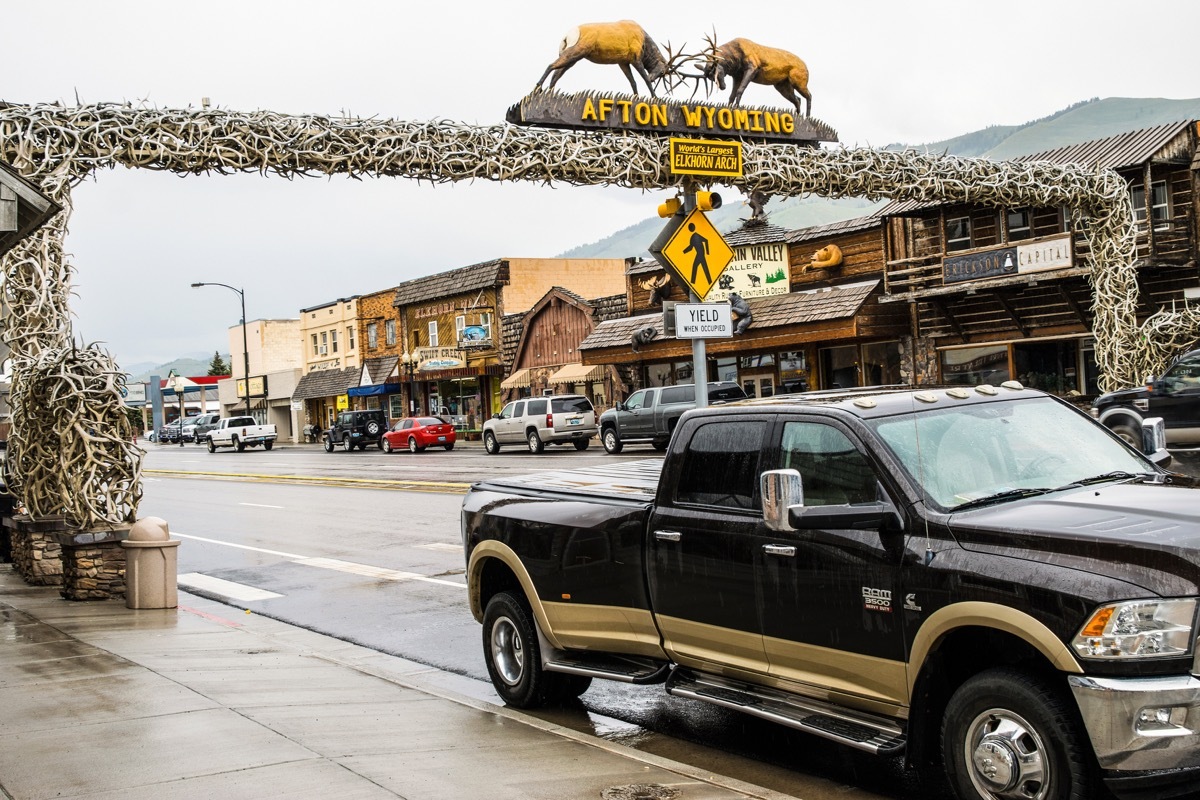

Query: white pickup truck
[205,416,277,452]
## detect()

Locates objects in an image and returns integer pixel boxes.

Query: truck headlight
[1073,599,1196,659]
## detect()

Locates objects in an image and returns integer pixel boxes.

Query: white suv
[483,394,597,454]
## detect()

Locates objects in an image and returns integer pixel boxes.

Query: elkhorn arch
[2,101,1199,525]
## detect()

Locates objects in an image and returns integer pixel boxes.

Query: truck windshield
[867,396,1154,511]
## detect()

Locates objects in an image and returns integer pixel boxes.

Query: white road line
[296,557,465,588]
[177,573,283,601]
[239,502,285,509]
[171,532,464,588]
[414,542,463,553]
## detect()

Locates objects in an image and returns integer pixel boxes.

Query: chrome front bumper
[1069,673,1200,772]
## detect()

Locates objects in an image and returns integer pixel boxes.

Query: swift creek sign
[508,91,838,145]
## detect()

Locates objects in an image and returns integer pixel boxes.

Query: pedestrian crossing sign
[650,209,734,301]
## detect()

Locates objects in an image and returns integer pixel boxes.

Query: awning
[500,368,533,389]
[547,363,604,384]
[348,383,401,397]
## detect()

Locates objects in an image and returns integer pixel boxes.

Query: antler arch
[1,102,1195,525]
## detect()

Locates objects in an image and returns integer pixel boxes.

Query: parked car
[382,416,456,453]
[158,419,181,443]
[1094,346,1200,456]
[599,381,746,454]
[324,409,388,452]
[188,413,222,443]
[483,394,596,454]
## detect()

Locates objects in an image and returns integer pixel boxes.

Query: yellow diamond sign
[652,209,734,301]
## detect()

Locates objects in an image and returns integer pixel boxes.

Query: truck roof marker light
[853,397,877,409]
[1000,380,1025,391]
[914,391,939,403]
[975,384,999,396]
[946,388,970,400]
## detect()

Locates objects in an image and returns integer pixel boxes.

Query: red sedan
[381,416,457,453]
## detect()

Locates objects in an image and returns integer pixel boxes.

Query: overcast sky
[6,0,1199,369]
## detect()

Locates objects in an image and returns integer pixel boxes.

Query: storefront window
[941,345,1009,385]
[819,345,859,389]
[715,357,738,383]
[1013,340,1079,394]
[1081,340,1100,395]
[778,351,808,393]
[861,341,902,386]
[435,378,480,429]
[647,363,672,387]
[739,354,775,369]
[946,216,972,251]
[389,395,405,419]
[674,361,695,383]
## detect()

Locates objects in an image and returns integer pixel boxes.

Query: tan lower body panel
[655,614,771,674]
[764,635,909,711]
[542,601,667,659]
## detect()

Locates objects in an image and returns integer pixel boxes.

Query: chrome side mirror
[1141,416,1171,466]
[761,469,803,531]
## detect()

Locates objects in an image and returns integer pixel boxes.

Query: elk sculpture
[638,273,674,305]
[535,20,686,97]
[699,33,812,117]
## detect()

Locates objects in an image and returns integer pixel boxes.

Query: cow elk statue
[535,20,686,97]
[701,33,812,117]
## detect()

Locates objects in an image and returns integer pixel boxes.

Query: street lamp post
[191,282,251,419]
[170,374,186,448]
[401,351,416,416]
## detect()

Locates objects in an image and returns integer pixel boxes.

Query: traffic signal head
[696,191,723,211]
[657,196,682,218]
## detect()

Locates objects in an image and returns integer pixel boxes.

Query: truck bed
[470,458,662,503]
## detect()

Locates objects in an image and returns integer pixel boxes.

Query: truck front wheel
[602,428,622,454]
[1110,422,1140,449]
[942,667,1096,800]
[323,437,334,453]
[482,591,590,707]
[206,437,216,453]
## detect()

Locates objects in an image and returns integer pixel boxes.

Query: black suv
[1094,347,1200,456]
[324,409,387,452]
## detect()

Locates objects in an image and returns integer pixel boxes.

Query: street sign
[669,138,743,178]
[674,302,733,338]
[650,208,735,301]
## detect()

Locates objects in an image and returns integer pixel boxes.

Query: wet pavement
[0,566,802,800]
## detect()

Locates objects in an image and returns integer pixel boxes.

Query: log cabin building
[878,120,1200,394]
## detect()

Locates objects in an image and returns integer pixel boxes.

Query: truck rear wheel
[482,591,590,707]
[942,667,1096,800]
[233,435,245,452]
[263,440,273,451]
[526,429,544,454]
[602,428,622,454]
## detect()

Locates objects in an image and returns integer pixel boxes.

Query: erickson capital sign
[507,90,837,146]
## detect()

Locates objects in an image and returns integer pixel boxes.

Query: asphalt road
[139,439,940,800]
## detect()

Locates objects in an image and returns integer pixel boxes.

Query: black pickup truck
[1094,346,1200,456]
[462,384,1200,800]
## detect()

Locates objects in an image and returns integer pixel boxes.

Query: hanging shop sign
[415,346,463,363]
[507,92,837,146]
[669,138,742,178]
[420,358,464,371]
[705,241,789,302]
[236,375,267,398]
[336,394,349,410]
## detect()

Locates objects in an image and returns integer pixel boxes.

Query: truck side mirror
[614,402,626,412]
[789,502,904,532]
[761,469,803,531]
[1141,416,1171,466]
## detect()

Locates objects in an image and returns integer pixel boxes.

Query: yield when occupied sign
[674,303,733,338]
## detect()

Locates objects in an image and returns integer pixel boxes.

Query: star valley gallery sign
[705,241,790,302]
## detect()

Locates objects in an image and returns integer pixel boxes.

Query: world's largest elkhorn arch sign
[1,101,1198,527]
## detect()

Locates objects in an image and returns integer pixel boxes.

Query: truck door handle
[655,530,682,542]
[763,544,796,557]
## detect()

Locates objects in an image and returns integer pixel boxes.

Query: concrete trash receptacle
[120,517,180,609]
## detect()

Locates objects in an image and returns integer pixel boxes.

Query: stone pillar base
[53,526,130,601]
[2,515,66,586]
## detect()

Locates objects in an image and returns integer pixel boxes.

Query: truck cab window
[674,420,765,510]
[781,422,878,506]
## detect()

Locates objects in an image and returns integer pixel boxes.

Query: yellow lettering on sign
[764,112,780,133]
[652,104,669,126]
[717,108,733,130]
[616,99,632,123]
[679,105,703,126]
[581,98,598,121]
[781,114,795,134]
[701,107,716,128]
[634,102,652,125]
[747,110,764,132]
[598,98,614,120]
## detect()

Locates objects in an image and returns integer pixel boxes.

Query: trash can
[120,516,180,609]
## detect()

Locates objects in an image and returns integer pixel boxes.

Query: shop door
[741,373,775,399]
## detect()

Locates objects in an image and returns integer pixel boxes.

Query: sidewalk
[0,567,795,800]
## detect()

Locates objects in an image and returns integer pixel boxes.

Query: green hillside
[560,96,1200,260]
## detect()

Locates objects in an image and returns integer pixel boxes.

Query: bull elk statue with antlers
[701,34,812,117]
[534,20,686,97]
